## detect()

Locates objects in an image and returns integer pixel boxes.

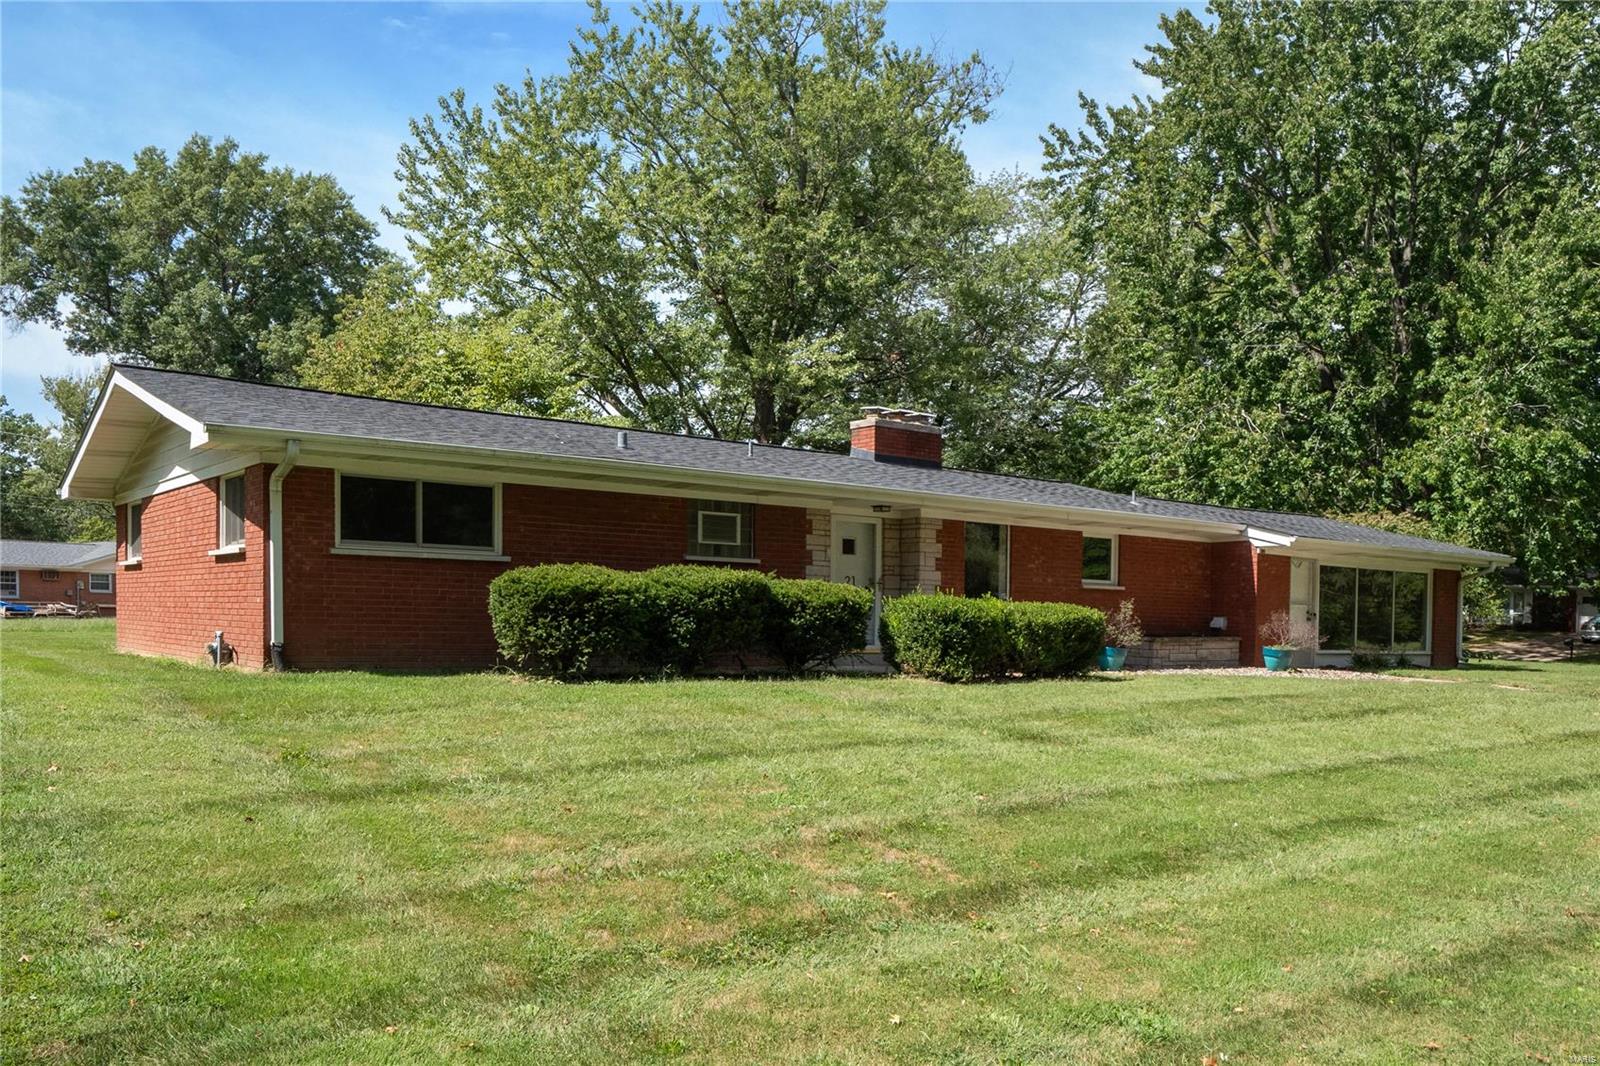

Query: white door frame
[1289,557,1317,668]
[831,513,883,649]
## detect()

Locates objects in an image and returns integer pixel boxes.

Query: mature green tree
[298,263,589,418]
[393,0,999,444]
[1,135,385,382]
[1045,0,1600,582]
[0,373,114,542]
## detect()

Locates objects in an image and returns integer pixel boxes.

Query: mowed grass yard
[3,622,1597,1064]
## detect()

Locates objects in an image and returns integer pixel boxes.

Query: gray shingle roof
[0,540,116,570]
[110,365,1509,565]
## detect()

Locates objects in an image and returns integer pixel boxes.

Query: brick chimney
[849,407,943,468]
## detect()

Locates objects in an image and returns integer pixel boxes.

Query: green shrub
[767,579,874,672]
[881,594,1010,682]
[489,564,653,678]
[1004,601,1105,677]
[643,565,773,672]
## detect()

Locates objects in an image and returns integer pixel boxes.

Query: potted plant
[1098,600,1144,672]
[1257,611,1322,671]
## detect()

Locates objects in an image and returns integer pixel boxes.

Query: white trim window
[335,473,501,557]
[219,473,247,549]
[0,570,18,598]
[963,522,1009,599]
[1081,534,1118,586]
[89,573,113,594]
[687,500,755,560]
[1317,565,1431,653]
[127,501,144,561]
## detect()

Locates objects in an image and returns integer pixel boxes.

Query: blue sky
[1,1,1175,422]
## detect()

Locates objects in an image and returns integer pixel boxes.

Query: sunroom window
[1318,565,1429,652]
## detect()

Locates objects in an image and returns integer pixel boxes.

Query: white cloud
[0,319,104,421]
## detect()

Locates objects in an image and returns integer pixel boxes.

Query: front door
[1289,558,1316,667]
[832,517,880,647]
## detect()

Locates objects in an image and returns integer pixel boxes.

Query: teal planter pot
[1098,646,1129,672]
[1262,647,1293,672]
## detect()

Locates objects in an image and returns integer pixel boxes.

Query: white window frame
[696,509,743,547]
[215,472,247,554]
[1314,564,1432,656]
[1081,533,1120,588]
[119,501,144,566]
[331,471,506,561]
[88,573,113,594]
[0,571,17,598]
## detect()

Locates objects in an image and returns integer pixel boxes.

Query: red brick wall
[4,569,117,610]
[1205,542,1290,666]
[850,422,943,466]
[937,520,965,596]
[115,466,270,667]
[281,467,810,670]
[1007,526,1217,636]
[1430,569,1460,668]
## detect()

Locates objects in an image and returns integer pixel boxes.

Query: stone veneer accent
[1124,636,1242,670]
[804,509,831,580]
[891,513,946,595]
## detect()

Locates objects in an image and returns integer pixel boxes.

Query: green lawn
[3,621,1597,1063]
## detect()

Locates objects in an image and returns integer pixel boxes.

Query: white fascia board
[1262,537,1512,570]
[110,372,208,442]
[59,370,208,500]
[1245,526,1297,549]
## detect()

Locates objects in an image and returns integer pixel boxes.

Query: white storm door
[1289,558,1316,667]
[832,517,880,647]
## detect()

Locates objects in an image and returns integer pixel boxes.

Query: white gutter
[268,439,301,667]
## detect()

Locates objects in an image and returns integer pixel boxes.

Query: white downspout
[1456,574,1465,665]
[268,439,301,669]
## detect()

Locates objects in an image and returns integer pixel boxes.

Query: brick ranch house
[0,539,117,614]
[62,366,1510,671]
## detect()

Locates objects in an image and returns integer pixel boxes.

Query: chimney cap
[856,406,939,426]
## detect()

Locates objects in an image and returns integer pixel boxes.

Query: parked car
[1581,617,1600,644]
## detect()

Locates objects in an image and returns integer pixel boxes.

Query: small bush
[1349,644,1410,671]
[767,579,874,672]
[1004,601,1105,677]
[644,565,772,672]
[1258,610,1322,650]
[1103,599,1145,648]
[882,594,1010,682]
[489,564,653,678]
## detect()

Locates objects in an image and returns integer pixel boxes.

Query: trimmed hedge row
[488,564,873,678]
[882,593,1105,681]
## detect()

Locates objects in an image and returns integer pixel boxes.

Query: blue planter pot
[1098,646,1129,672]
[1262,646,1294,672]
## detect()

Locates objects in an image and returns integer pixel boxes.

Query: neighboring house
[0,539,117,613]
[1499,569,1599,632]
[62,366,1510,671]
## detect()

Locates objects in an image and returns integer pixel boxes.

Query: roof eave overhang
[204,423,1256,541]
[1256,535,1512,570]
[59,369,209,502]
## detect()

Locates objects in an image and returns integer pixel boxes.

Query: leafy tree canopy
[298,263,590,419]
[392,0,1000,444]
[0,373,114,543]
[1045,0,1600,583]
[1,135,386,382]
